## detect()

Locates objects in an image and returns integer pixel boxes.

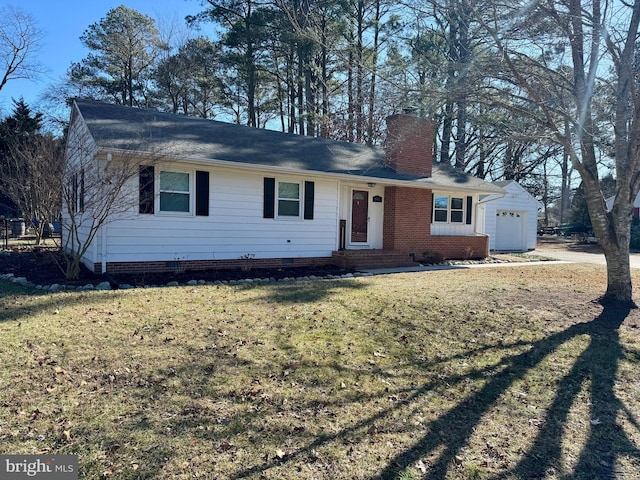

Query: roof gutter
[477,192,507,204]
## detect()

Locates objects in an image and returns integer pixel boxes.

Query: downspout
[476,193,507,255]
[101,152,112,274]
[101,223,107,274]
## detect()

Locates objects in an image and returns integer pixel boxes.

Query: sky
[0,0,203,116]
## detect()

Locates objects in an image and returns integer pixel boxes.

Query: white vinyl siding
[480,181,540,251]
[92,168,340,264]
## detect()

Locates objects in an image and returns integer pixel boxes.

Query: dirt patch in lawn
[535,234,604,253]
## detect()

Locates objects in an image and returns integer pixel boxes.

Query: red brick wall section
[93,256,332,275]
[427,235,489,260]
[382,185,489,260]
[92,237,489,274]
[383,186,431,252]
[385,114,434,177]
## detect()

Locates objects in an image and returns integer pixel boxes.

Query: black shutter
[430,193,434,223]
[80,169,85,212]
[139,165,155,214]
[466,196,473,224]
[304,181,314,220]
[72,173,78,213]
[195,170,209,216]
[263,177,275,218]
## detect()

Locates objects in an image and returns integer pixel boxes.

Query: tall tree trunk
[476,127,486,178]
[455,98,467,169]
[568,0,635,305]
[347,35,354,143]
[297,44,305,135]
[440,101,454,164]
[440,0,458,164]
[560,150,571,224]
[278,78,286,132]
[320,16,329,138]
[246,46,257,127]
[126,54,134,107]
[245,1,257,127]
[542,163,550,227]
[304,45,315,136]
[355,0,364,143]
[454,2,470,169]
[288,48,296,133]
[366,0,380,146]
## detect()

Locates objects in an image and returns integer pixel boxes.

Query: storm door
[351,190,369,243]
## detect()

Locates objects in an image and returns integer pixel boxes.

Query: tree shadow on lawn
[378,305,640,480]
[230,304,640,479]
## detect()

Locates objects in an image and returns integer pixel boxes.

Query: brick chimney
[385,111,434,177]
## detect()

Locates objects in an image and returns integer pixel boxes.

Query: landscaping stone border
[0,254,536,292]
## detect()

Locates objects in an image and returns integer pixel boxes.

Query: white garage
[478,181,541,252]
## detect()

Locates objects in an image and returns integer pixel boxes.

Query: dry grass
[1,264,639,479]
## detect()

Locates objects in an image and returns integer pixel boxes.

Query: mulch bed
[0,245,352,288]
[2,235,597,289]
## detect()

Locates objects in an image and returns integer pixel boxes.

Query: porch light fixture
[367,182,376,187]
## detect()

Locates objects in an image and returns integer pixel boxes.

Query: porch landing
[331,250,417,269]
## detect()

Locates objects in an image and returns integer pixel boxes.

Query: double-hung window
[263,177,314,220]
[450,197,464,223]
[159,171,190,213]
[140,166,209,216]
[277,181,301,217]
[433,194,465,223]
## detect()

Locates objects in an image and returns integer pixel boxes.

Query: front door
[351,190,369,243]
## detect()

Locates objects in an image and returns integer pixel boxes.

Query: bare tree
[63,141,136,279]
[61,119,165,280]
[476,0,640,306]
[0,134,63,244]
[0,5,44,93]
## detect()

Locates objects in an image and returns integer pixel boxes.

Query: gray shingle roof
[73,98,504,194]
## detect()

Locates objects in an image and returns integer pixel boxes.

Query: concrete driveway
[527,238,640,269]
[360,238,640,277]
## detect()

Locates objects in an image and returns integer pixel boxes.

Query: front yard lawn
[1,264,639,479]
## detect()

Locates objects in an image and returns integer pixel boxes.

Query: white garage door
[495,210,524,251]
